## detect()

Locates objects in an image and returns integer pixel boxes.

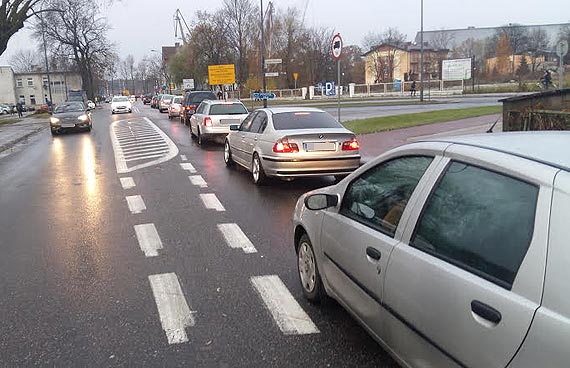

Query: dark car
[180,91,217,125]
[151,94,162,109]
[49,101,92,135]
[142,94,153,105]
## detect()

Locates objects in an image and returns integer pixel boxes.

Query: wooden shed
[500,89,570,131]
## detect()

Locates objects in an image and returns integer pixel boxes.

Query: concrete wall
[14,71,83,105]
[0,66,16,104]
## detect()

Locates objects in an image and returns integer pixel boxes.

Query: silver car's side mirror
[230,124,240,131]
[305,194,338,210]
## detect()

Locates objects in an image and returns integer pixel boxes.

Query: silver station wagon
[224,107,361,184]
[293,132,570,368]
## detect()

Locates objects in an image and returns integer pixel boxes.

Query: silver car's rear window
[210,103,248,115]
[272,111,342,130]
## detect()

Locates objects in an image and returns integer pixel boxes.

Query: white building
[0,66,83,106]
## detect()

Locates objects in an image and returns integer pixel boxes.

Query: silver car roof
[265,107,325,114]
[429,131,570,172]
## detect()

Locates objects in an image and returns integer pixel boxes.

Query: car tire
[50,129,58,136]
[197,128,204,146]
[297,234,325,303]
[224,140,234,167]
[252,153,267,185]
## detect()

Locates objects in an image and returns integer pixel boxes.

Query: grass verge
[343,105,502,134]
[247,98,446,109]
[31,112,51,119]
[0,118,22,125]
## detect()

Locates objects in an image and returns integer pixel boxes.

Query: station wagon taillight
[273,139,299,153]
[204,117,212,127]
[342,138,360,151]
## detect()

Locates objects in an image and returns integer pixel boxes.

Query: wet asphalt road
[0,103,399,367]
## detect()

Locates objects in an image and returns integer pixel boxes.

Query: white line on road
[125,153,170,162]
[180,155,187,161]
[250,275,319,335]
[217,223,257,253]
[134,223,163,257]
[199,193,225,211]
[180,162,197,173]
[188,175,208,188]
[126,195,146,214]
[120,177,136,189]
[149,273,195,345]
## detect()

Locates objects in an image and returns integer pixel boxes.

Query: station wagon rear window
[272,112,342,130]
[210,103,248,115]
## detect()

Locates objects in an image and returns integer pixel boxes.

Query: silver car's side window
[249,112,267,133]
[239,112,256,132]
[411,161,539,289]
[339,156,434,238]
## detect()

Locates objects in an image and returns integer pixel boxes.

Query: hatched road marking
[251,275,319,335]
[217,223,257,253]
[110,117,178,173]
[149,273,195,345]
[199,193,225,211]
[134,223,163,257]
[126,195,146,214]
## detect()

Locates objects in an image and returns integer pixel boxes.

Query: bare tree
[0,0,44,56]
[271,7,303,88]
[36,0,115,99]
[9,48,41,72]
[527,28,549,72]
[431,29,455,49]
[362,31,383,52]
[223,0,255,89]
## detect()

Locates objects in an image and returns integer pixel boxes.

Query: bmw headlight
[50,117,60,125]
[78,114,89,122]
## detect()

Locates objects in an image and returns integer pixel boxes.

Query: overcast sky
[1,0,568,65]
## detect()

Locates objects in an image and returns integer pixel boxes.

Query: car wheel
[224,140,234,167]
[297,234,325,303]
[252,153,266,185]
[50,129,58,136]
[197,128,204,145]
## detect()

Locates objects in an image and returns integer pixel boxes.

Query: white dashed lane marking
[180,155,187,161]
[217,223,257,253]
[199,193,225,211]
[251,275,319,335]
[134,223,163,257]
[126,195,146,214]
[120,177,136,189]
[149,273,195,345]
[110,117,178,173]
[180,162,196,173]
[188,175,208,188]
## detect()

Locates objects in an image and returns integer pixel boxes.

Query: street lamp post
[260,0,267,108]
[419,0,424,102]
[40,11,54,108]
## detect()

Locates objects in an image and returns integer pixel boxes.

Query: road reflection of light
[81,135,97,196]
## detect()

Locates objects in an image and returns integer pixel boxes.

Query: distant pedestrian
[217,90,223,100]
[410,80,417,96]
[16,102,23,118]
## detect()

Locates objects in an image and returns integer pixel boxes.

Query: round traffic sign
[331,34,343,60]
[556,40,568,57]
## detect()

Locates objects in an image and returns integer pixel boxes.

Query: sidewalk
[358,114,502,161]
[0,115,48,154]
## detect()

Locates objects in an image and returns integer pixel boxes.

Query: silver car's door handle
[366,247,381,261]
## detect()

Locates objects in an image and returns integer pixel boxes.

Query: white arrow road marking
[134,223,163,257]
[149,273,195,345]
[251,275,319,335]
[199,193,225,211]
[188,175,208,188]
[126,195,146,214]
[120,177,136,189]
[217,223,257,253]
[180,155,187,161]
[179,162,196,173]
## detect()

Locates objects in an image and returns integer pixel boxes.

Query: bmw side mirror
[304,194,338,210]
[230,124,240,131]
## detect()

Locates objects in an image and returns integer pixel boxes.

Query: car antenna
[486,119,499,133]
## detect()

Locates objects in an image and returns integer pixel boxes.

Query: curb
[0,125,48,154]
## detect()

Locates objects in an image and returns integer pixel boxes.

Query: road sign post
[556,40,568,89]
[331,34,343,122]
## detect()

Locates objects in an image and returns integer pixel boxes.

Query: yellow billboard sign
[208,64,236,85]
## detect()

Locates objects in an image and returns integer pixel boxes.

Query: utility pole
[40,13,54,108]
[419,0,424,102]
[260,0,267,108]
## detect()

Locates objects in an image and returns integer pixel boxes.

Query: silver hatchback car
[224,107,361,184]
[190,100,249,145]
[293,132,570,368]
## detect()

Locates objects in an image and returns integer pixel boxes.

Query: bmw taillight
[204,117,212,127]
[273,139,299,153]
[342,138,360,151]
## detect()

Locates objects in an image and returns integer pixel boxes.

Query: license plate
[304,142,336,151]
[62,123,76,128]
[220,119,240,125]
